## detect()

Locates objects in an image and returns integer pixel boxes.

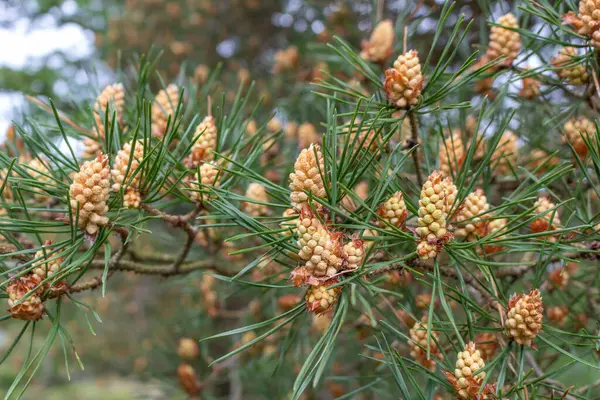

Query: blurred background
[0,1,491,398]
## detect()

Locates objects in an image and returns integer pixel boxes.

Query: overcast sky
[0,0,93,141]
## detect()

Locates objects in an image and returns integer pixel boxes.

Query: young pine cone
[384,50,423,109]
[491,131,518,175]
[273,46,299,73]
[360,19,395,63]
[439,131,465,178]
[151,84,180,137]
[408,317,443,371]
[26,158,51,203]
[483,216,508,254]
[69,153,111,236]
[305,284,341,314]
[531,196,561,234]
[445,342,495,399]
[552,47,589,86]
[505,289,543,346]
[416,172,449,260]
[188,116,218,167]
[474,332,498,361]
[188,163,220,203]
[454,189,490,240]
[486,13,520,66]
[7,274,44,321]
[243,183,269,217]
[289,144,327,210]
[562,116,595,158]
[376,191,408,229]
[111,140,144,192]
[295,208,343,279]
[342,237,365,270]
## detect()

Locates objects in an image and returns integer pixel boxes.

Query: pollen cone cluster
[547,305,569,326]
[571,1,600,49]
[505,289,543,346]
[454,189,490,240]
[289,144,326,210]
[552,47,589,85]
[408,317,443,371]
[27,158,51,203]
[32,241,63,284]
[93,83,125,136]
[376,191,407,229]
[295,207,343,280]
[531,196,560,234]
[69,153,111,236]
[443,177,457,214]
[273,46,299,73]
[111,140,144,208]
[526,149,559,173]
[485,13,520,66]
[151,84,179,137]
[82,137,102,160]
[188,163,220,203]
[243,183,269,217]
[345,120,378,152]
[416,172,449,260]
[360,20,394,63]
[519,74,541,100]
[384,50,423,109]
[280,208,299,236]
[177,338,199,360]
[342,237,365,270]
[562,116,595,158]
[305,284,341,314]
[188,116,218,167]
[492,131,518,175]
[7,274,44,321]
[439,131,465,178]
[445,342,495,399]
[298,123,319,149]
[483,215,508,254]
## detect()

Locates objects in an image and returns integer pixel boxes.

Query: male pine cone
[152,84,180,137]
[360,19,394,63]
[376,191,407,229]
[69,153,111,236]
[445,342,495,399]
[188,115,218,167]
[289,144,326,210]
[384,50,423,109]
[486,13,520,66]
[505,289,543,346]
[7,274,44,321]
[416,171,449,260]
